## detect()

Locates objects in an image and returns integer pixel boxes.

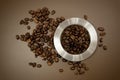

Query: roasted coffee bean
[54,58,59,62]
[51,10,56,15]
[47,61,52,66]
[59,69,64,72]
[84,15,88,20]
[98,43,103,47]
[16,35,20,40]
[70,66,75,70]
[98,27,104,31]
[103,45,107,50]
[28,10,35,15]
[27,26,31,30]
[100,32,106,36]
[29,62,33,66]
[99,37,103,43]
[62,58,67,62]
[68,61,73,65]
[37,64,42,68]
[24,18,29,21]
[19,20,24,25]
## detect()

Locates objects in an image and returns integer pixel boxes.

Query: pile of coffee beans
[61,25,90,54]
[16,7,107,76]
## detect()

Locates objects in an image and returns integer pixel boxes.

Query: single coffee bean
[16,35,20,40]
[103,45,107,50]
[37,64,42,68]
[47,61,52,66]
[51,10,56,15]
[99,37,103,43]
[84,15,88,20]
[98,43,103,47]
[70,66,75,70]
[54,58,59,62]
[24,18,29,21]
[98,27,104,31]
[19,20,24,25]
[100,32,106,36]
[62,58,67,62]
[59,69,64,72]
[68,61,73,65]
[27,26,31,30]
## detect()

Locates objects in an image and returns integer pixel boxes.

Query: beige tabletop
[0,0,120,80]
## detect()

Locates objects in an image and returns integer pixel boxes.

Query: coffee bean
[51,10,56,15]
[47,61,52,66]
[98,27,104,31]
[103,45,107,50]
[16,35,20,40]
[59,69,64,72]
[37,64,42,68]
[84,15,88,20]
[99,37,103,43]
[19,20,24,25]
[24,18,29,21]
[98,43,103,47]
[54,58,59,62]
[68,61,73,65]
[62,58,67,62]
[100,32,106,36]
[27,26,31,30]
[70,66,75,70]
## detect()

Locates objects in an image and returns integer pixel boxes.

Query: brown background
[0,0,120,80]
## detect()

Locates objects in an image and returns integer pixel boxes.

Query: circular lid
[54,18,98,62]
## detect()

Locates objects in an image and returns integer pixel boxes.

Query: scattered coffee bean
[103,45,107,50]
[27,26,31,30]
[98,27,104,31]
[59,69,64,72]
[99,37,103,43]
[62,58,67,62]
[68,61,73,65]
[24,18,29,21]
[98,43,103,47]
[100,32,106,36]
[16,35,20,40]
[84,15,88,20]
[37,64,42,68]
[70,66,75,70]
[51,10,56,15]
[19,20,24,25]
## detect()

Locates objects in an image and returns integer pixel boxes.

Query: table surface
[0,0,120,80]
